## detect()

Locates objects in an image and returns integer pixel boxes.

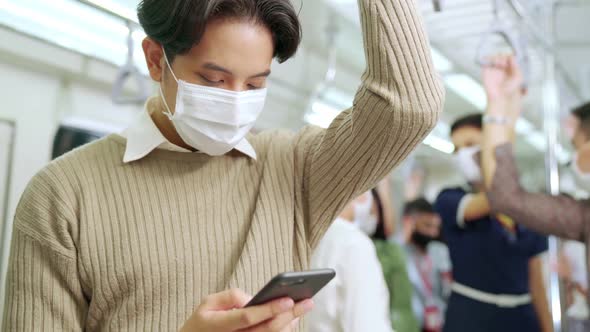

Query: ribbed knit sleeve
[296,0,445,247]
[3,167,88,331]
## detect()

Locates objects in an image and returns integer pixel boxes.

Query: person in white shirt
[558,240,589,332]
[309,192,393,332]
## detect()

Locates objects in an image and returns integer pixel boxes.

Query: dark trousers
[443,292,541,332]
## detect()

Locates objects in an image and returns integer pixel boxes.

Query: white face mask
[571,152,590,191]
[353,193,378,235]
[453,146,482,184]
[160,49,267,156]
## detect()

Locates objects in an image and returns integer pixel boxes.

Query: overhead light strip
[77,0,139,24]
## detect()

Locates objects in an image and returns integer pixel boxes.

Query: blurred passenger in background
[480,54,590,304]
[309,191,393,332]
[369,187,421,332]
[399,198,451,332]
[558,240,589,332]
[435,112,552,332]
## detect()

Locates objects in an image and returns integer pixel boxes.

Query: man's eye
[200,75,223,84]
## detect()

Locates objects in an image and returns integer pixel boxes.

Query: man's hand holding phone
[180,288,314,332]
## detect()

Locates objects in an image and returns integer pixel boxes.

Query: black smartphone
[245,269,336,307]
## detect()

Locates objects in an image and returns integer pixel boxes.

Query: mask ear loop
[159,46,179,119]
[162,47,179,83]
[159,86,174,119]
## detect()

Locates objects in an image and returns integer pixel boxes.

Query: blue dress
[435,188,548,332]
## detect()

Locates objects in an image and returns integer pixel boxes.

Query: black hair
[137,0,301,63]
[370,188,387,241]
[572,102,590,138]
[450,113,483,134]
[403,198,434,216]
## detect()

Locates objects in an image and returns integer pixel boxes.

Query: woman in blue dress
[435,113,552,332]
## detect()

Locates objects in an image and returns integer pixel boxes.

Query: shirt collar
[121,97,257,163]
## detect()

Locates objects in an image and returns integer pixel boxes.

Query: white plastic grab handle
[475,23,530,86]
[112,24,150,105]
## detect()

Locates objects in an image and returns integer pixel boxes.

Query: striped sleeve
[295,0,445,248]
[3,168,87,331]
[488,144,590,242]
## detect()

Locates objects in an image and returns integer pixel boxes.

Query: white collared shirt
[120,98,257,163]
[309,218,393,332]
[562,240,589,319]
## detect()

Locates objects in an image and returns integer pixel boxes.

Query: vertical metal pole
[542,1,563,331]
[0,120,15,263]
[0,120,15,329]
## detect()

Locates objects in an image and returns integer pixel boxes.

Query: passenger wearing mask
[2,0,444,330]
[399,198,451,332]
[309,192,393,332]
[481,54,590,303]
[435,112,552,332]
[370,187,421,332]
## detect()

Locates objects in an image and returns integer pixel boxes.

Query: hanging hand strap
[475,0,530,86]
[111,22,150,105]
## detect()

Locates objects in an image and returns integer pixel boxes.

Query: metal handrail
[506,0,583,101]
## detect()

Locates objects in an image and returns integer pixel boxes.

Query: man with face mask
[399,198,450,332]
[2,0,444,331]
[480,54,590,319]
[434,111,552,332]
[309,192,393,332]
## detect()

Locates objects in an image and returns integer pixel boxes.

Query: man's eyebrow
[249,70,271,79]
[202,63,271,79]
[202,62,233,75]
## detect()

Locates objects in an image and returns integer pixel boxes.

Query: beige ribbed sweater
[3,0,444,330]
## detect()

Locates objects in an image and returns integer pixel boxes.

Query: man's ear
[402,216,414,231]
[142,37,164,82]
[402,216,415,242]
[564,114,579,142]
